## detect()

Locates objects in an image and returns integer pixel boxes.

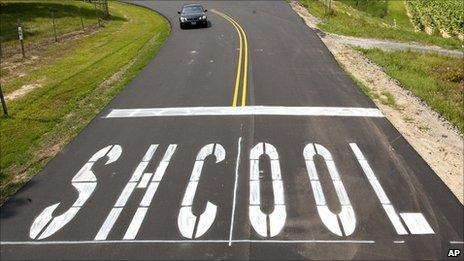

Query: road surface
[1,1,463,260]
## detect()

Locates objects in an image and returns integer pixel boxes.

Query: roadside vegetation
[358,48,463,132]
[0,1,105,46]
[406,0,463,39]
[0,1,170,203]
[299,0,463,49]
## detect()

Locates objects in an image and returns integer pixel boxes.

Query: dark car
[178,4,208,29]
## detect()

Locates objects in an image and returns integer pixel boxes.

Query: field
[406,0,463,38]
[299,0,463,49]
[0,1,170,202]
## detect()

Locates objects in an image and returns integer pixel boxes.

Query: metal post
[17,19,25,58]
[0,84,8,117]
[52,11,58,42]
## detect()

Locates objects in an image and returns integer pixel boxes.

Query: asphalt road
[1,1,463,260]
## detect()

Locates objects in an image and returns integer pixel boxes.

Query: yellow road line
[211,10,248,107]
[236,23,248,107]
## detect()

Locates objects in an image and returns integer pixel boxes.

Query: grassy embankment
[0,1,170,202]
[299,0,462,50]
[358,48,463,132]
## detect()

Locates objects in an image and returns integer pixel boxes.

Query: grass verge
[357,48,463,132]
[299,0,462,50]
[0,1,170,203]
[334,58,398,109]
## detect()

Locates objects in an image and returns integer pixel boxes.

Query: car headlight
[180,17,187,22]
[200,15,207,20]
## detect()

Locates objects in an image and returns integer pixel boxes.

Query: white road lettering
[178,143,225,239]
[124,145,178,240]
[95,145,159,240]
[303,143,356,236]
[30,145,122,240]
[25,141,442,242]
[249,142,286,237]
[349,143,434,235]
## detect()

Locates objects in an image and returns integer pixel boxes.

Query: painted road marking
[0,239,376,245]
[229,137,242,246]
[399,213,434,234]
[123,144,177,240]
[350,143,434,235]
[211,10,249,106]
[23,141,447,243]
[178,143,226,239]
[304,143,356,236]
[30,145,122,240]
[105,106,384,118]
[95,145,177,240]
[249,143,286,237]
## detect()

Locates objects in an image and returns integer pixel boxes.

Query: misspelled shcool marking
[29,140,435,242]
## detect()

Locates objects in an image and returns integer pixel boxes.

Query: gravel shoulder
[290,0,463,203]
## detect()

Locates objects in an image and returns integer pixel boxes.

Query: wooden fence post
[17,19,26,58]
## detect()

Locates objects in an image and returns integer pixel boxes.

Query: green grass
[333,56,400,110]
[299,0,463,50]
[340,0,388,18]
[0,1,170,202]
[358,48,464,132]
[0,0,106,44]
[385,0,415,29]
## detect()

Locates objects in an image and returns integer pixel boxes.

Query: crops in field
[406,0,463,38]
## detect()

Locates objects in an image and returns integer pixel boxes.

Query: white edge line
[228,137,242,246]
[0,239,376,245]
[450,241,464,244]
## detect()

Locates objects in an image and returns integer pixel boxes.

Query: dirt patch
[291,0,463,203]
[5,83,41,100]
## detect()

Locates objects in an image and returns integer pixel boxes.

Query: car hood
[181,12,205,18]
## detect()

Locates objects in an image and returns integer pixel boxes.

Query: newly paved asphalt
[1,1,463,260]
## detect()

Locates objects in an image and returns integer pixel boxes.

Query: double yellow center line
[212,10,249,107]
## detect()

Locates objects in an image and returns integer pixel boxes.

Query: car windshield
[182,6,203,14]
